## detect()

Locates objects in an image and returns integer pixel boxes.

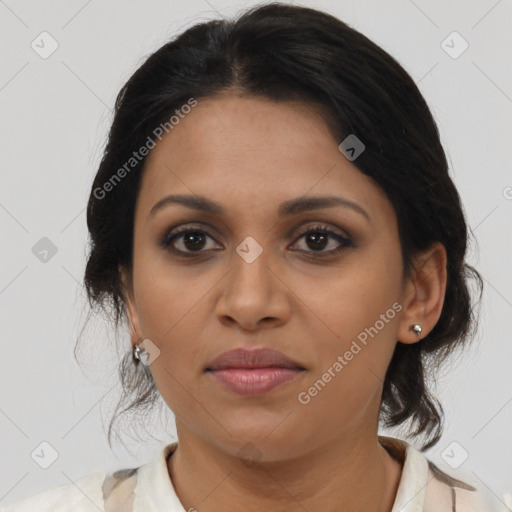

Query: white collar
[134,442,184,511]
[134,436,433,512]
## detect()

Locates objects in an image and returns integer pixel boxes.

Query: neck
[167,426,403,512]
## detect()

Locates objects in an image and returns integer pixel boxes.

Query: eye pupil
[307,232,328,251]
[184,231,206,251]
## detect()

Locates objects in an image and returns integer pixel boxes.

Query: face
[122,93,424,461]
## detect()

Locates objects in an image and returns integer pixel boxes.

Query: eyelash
[160,223,353,259]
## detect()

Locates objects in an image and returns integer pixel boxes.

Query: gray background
[1,0,511,508]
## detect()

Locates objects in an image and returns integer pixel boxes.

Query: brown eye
[179,230,207,251]
[161,227,221,255]
[292,225,352,256]
[160,223,352,259]
[304,231,329,251]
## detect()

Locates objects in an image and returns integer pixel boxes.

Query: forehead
[137,95,394,225]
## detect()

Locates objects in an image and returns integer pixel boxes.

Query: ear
[397,242,447,344]
[119,266,143,347]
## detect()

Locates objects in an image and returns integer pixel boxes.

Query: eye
[291,224,352,257]
[160,225,221,256]
[160,223,353,258]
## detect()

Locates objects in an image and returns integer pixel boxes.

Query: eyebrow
[149,194,371,222]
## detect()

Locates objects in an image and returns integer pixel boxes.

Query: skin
[121,92,447,512]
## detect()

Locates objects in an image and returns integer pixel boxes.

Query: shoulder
[379,436,507,512]
[1,471,107,512]
[1,442,178,512]
[424,459,508,512]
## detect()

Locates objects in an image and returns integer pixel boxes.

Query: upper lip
[205,347,305,371]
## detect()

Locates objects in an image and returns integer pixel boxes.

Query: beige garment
[1,436,506,511]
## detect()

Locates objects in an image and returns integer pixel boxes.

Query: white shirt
[1,436,506,511]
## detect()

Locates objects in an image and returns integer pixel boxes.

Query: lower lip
[207,367,304,396]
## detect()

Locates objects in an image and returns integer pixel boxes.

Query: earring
[410,324,422,338]
[132,340,145,364]
[127,316,144,364]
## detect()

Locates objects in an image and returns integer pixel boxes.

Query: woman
[2,3,504,511]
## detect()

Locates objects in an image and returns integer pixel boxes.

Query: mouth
[206,367,305,396]
[205,347,306,396]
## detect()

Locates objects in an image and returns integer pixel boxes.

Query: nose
[215,247,291,332]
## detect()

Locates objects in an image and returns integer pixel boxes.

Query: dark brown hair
[80,2,483,451]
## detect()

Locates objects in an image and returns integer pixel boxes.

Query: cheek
[296,298,400,433]
[297,253,401,396]
[133,254,208,337]
[133,260,215,367]
[302,261,400,345]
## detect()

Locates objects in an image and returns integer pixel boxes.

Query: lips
[205,348,306,396]
[205,347,305,371]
